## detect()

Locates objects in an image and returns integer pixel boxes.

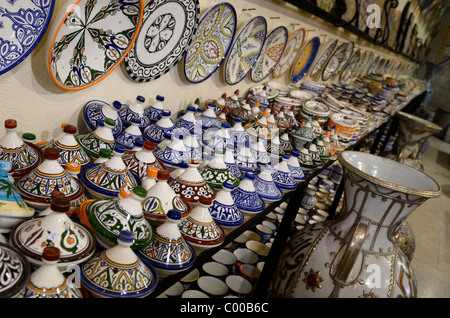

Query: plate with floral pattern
[124,0,200,82]
[47,0,143,90]
[250,25,288,83]
[321,41,353,81]
[339,49,361,82]
[290,36,320,85]
[0,0,55,75]
[309,38,337,78]
[272,27,305,79]
[224,15,267,85]
[183,2,236,84]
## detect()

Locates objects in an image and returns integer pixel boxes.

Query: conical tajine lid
[244,109,274,140]
[44,124,91,168]
[0,241,31,298]
[79,144,140,199]
[231,172,265,214]
[143,109,175,144]
[0,160,34,232]
[153,134,188,171]
[253,165,283,202]
[115,117,143,151]
[15,147,86,211]
[85,186,154,249]
[183,132,202,162]
[142,170,191,225]
[173,106,202,135]
[82,99,123,138]
[0,119,43,179]
[21,246,83,298]
[287,150,306,181]
[138,210,196,278]
[145,95,166,124]
[208,181,244,229]
[81,230,158,298]
[198,103,221,130]
[179,196,225,251]
[272,154,297,192]
[235,141,259,174]
[200,149,240,189]
[170,160,216,205]
[76,118,116,159]
[10,197,97,271]
[122,141,166,180]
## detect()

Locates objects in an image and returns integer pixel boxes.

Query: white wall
[0,0,419,143]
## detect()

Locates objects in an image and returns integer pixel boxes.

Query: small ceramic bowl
[180,268,200,291]
[237,263,261,285]
[255,224,273,243]
[243,230,261,242]
[163,281,185,298]
[196,276,229,298]
[225,275,253,298]
[233,247,259,267]
[245,240,271,260]
[181,289,210,298]
[211,249,237,272]
[201,261,229,281]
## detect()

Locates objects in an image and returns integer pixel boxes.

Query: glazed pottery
[200,149,240,189]
[203,122,232,155]
[44,124,91,168]
[197,275,228,297]
[10,197,97,272]
[0,119,43,179]
[268,151,440,298]
[76,118,116,159]
[82,100,123,138]
[235,141,260,175]
[138,210,196,278]
[290,118,315,151]
[178,196,225,252]
[170,160,217,206]
[122,141,166,181]
[81,230,158,298]
[118,96,151,130]
[173,106,202,136]
[273,28,305,79]
[20,247,83,298]
[198,104,221,131]
[230,118,252,147]
[154,134,188,171]
[115,118,144,151]
[245,109,274,141]
[15,147,86,211]
[224,143,242,179]
[209,181,244,229]
[142,169,191,225]
[47,0,143,90]
[202,261,229,280]
[85,186,154,249]
[80,145,140,199]
[272,155,297,193]
[0,242,31,298]
[183,132,203,163]
[0,160,35,233]
[395,111,442,170]
[142,166,158,191]
[228,100,256,126]
[144,95,166,124]
[231,172,265,215]
[226,275,253,297]
[253,165,283,204]
[287,150,307,182]
[143,109,175,144]
[250,137,272,167]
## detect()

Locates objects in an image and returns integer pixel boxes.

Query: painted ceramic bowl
[81,230,158,298]
[0,242,31,298]
[84,186,154,249]
[0,160,35,233]
[0,119,43,179]
[9,197,97,272]
[15,147,86,212]
[138,210,196,278]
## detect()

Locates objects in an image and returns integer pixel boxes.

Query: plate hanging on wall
[339,49,361,82]
[183,2,237,84]
[124,0,200,83]
[309,38,337,78]
[47,0,144,91]
[250,25,288,83]
[290,36,320,85]
[224,16,267,85]
[272,27,305,79]
[367,55,380,75]
[0,0,55,76]
[321,41,353,81]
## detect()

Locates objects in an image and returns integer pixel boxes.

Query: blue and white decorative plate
[224,15,267,85]
[183,2,236,84]
[250,25,288,83]
[309,38,337,78]
[322,41,353,81]
[0,0,55,75]
[290,36,320,84]
[125,0,200,82]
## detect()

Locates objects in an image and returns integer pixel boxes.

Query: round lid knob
[44,147,60,160]
[291,149,300,157]
[220,93,227,99]
[186,106,195,112]
[221,122,231,129]
[42,246,60,262]
[118,230,135,245]
[222,181,234,190]
[130,118,141,125]
[131,185,147,199]
[166,209,181,222]
[63,124,77,134]
[136,95,145,103]
[4,119,17,129]
[161,110,171,117]
[245,172,255,180]
[234,118,243,123]
[282,154,290,160]
[119,187,132,198]
[51,189,65,199]
[146,166,158,178]
[66,162,81,173]
[114,144,125,154]
[22,133,36,141]
[234,89,239,95]
[157,169,170,181]
[198,196,212,206]
[50,196,71,213]
[156,95,164,102]
[112,101,122,110]
[143,141,156,152]
[98,148,112,159]
[104,118,116,127]
[134,138,144,148]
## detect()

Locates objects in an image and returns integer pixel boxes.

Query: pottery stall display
[268,151,440,298]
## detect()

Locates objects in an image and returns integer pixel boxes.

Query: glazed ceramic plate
[290,36,320,85]
[367,55,380,74]
[309,38,337,78]
[47,0,143,90]
[124,0,200,82]
[183,2,237,84]
[339,49,361,82]
[272,28,305,79]
[321,41,353,81]
[250,25,288,83]
[0,0,55,75]
[224,16,267,85]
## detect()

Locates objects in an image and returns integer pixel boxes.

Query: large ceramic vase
[395,111,442,170]
[268,151,440,298]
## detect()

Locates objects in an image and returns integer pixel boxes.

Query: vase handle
[334,222,369,283]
